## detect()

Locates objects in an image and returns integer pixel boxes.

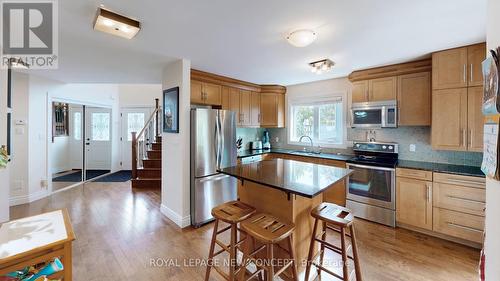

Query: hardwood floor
[10,181,480,281]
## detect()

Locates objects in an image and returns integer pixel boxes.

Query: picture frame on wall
[163,87,179,133]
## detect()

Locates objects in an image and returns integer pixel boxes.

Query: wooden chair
[239,213,299,281]
[205,201,256,281]
[304,203,362,281]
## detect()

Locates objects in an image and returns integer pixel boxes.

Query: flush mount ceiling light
[94,7,141,39]
[309,59,335,74]
[286,29,317,47]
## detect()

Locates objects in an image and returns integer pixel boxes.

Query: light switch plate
[409,144,416,152]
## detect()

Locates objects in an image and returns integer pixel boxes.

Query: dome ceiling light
[309,59,335,74]
[286,29,317,47]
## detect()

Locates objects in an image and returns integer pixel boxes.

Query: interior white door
[85,107,112,171]
[120,107,152,170]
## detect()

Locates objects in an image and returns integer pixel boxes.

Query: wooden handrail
[132,99,161,180]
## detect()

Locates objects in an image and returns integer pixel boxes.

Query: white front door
[120,108,152,170]
[85,107,112,171]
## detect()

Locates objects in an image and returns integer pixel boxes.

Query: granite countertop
[397,160,485,178]
[237,148,354,162]
[219,158,353,198]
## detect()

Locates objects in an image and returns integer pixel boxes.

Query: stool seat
[241,213,295,244]
[212,201,256,224]
[311,202,354,227]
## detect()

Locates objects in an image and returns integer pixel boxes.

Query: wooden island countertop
[219,158,353,275]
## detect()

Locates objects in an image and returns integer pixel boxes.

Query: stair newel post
[155,98,160,139]
[132,132,138,179]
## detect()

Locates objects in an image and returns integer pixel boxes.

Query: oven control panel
[353,142,398,153]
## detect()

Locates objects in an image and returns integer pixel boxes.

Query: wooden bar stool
[304,203,362,281]
[205,201,256,281]
[238,213,299,281]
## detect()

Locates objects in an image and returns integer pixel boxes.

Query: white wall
[485,0,500,279]
[160,59,191,228]
[0,68,10,222]
[118,84,162,108]
[9,72,29,206]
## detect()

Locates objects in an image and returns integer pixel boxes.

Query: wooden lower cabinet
[396,169,485,247]
[433,208,484,244]
[396,176,433,230]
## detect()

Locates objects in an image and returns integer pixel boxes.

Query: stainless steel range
[346,141,398,227]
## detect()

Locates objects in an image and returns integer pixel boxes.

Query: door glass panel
[352,109,381,125]
[127,113,145,141]
[92,113,110,141]
[73,112,81,140]
[348,166,392,202]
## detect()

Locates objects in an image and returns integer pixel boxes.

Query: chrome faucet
[299,135,314,152]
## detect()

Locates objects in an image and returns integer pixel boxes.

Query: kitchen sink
[289,150,321,156]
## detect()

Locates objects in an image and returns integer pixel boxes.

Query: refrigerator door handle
[217,114,223,169]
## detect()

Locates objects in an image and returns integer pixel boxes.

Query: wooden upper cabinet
[190,80,221,105]
[260,93,285,128]
[396,176,433,230]
[228,88,241,125]
[432,47,468,90]
[250,92,260,127]
[467,86,484,152]
[467,43,486,87]
[221,86,230,110]
[431,88,468,151]
[203,82,222,105]
[239,90,251,126]
[351,81,369,103]
[397,72,431,126]
[369,77,397,101]
[191,80,204,104]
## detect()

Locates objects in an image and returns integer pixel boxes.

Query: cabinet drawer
[433,173,485,188]
[433,208,484,243]
[396,168,433,181]
[433,183,485,216]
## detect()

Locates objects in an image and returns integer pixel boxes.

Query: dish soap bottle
[263,130,271,150]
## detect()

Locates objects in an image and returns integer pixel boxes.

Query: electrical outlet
[275,137,279,143]
[409,144,416,152]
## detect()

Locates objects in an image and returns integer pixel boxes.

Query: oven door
[346,163,395,210]
[350,107,383,128]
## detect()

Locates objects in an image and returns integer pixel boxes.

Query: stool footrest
[315,238,354,260]
[273,260,294,277]
[326,225,352,237]
[216,225,232,235]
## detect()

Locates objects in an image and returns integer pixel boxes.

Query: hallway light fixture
[94,7,141,39]
[286,29,317,47]
[309,59,334,74]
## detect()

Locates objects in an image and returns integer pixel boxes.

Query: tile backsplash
[236,128,266,150]
[238,126,483,167]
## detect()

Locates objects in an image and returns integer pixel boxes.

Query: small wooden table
[0,209,75,280]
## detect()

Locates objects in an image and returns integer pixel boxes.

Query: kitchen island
[219,158,353,273]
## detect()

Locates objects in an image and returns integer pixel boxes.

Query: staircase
[131,99,162,189]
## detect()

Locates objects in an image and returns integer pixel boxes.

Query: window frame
[287,94,348,149]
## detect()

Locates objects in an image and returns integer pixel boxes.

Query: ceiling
[31,0,487,85]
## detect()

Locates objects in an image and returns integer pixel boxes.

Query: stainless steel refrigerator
[190,108,237,227]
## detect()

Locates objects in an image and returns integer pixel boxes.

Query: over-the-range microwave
[350,100,397,128]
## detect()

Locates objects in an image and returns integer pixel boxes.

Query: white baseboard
[9,189,48,206]
[160,204,191,228]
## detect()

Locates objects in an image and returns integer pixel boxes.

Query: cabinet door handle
[447,222,483,233]
[463,64,467,83]
[258,113,261,123]
[462,129,467,147]
[426,184,431,203]
[469,129,473,148]
[446,195,485,204]
[470,64,473,82]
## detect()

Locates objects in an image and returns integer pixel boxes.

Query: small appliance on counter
[262,130,271,150]
[250,140,262,150]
